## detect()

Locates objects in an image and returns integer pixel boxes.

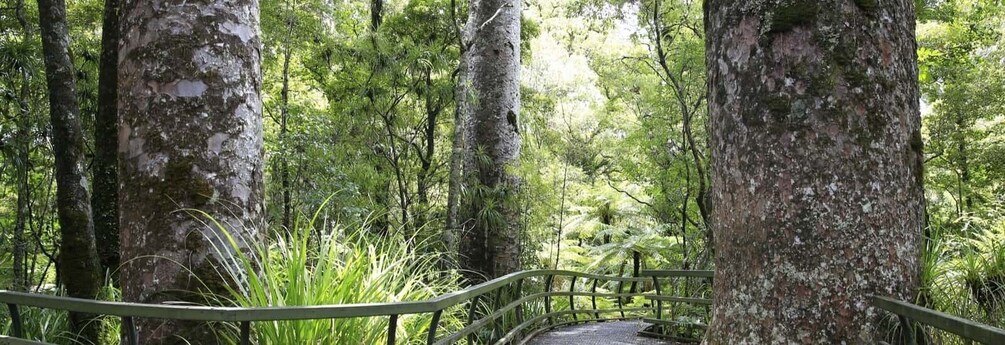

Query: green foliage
[916,1,1005,333]
[0,281,121,344]
[207,203,462,344]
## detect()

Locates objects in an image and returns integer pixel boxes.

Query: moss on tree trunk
[118,0,265,342]
[37,0,103,341]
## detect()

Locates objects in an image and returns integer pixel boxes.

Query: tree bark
[416,66,442,230]
[704,0,924,343]
[11,0,34,293]
[444,0,468,264]
[93,0,120,278]
[954,112,972,214]
[36,0,103,341]
[370,0,383,32]
[12,124,29,292]
[457,0,522,283]
[280,36,293,233]
[118,0,265,342]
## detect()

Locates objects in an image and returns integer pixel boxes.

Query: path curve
[524,320,680,345]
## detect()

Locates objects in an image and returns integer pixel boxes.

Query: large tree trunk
[457,0,522,283]
[93,0,120,278]
[118,0,264,342]
[703,1,924,344]
[36,0,103,341]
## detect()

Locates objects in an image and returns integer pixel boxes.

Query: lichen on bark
[704,0,924,343]
[37,0,103,341]
[118,0,264,343]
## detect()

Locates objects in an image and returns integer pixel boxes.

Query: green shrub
[205,206,462,344]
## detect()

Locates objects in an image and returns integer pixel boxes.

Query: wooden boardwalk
[525,321,680,345]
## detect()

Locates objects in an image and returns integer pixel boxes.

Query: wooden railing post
[6,303,22,338]
[616,280,625,318]
[426,309,442,345]
[514,278,524,324]
[590,278,599,320]
[545,274,555,325]
[569,276,577,321]
[122,316,138,345]
[898,315,917,345]
[239,321,251,345]
[494,285,505,337]
[467,295,481,345]
[387,314,398,345]
[652,275,663,320]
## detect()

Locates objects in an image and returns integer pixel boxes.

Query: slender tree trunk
[629,251,641,293]
[955,113,972,214]
[93,0,120,279]
[118,0,264,342]
[703,1,924,343]
[11,0,34,293]
[457,0,522,283]
[553,164,568,270]
[444,0,468,262]
[416,67,441,230]
[280,41,293,233]
[650,0,710,260]
[13,131,29,292]
[37,0,103,341]
[370,0,383,31]
[444,59,466,261]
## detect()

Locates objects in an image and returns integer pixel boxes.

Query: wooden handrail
[640,270,714,278]
[0,269,708,344]
[16,272,1001,345]
[870,295,1005,345]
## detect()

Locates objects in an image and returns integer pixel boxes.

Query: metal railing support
[387,314,398,345]
[545,274,554,325]
[569,276,577,321]
[493,285,505,337]
[426,309,442,345]
[514,278,524,324]
[590,279,600,320]
[466,295,481,344]
[898,315,917,345]
[6,303,22,338]
[652,275,663,320]
[616,280,625,318]
[122,316,138,345]
[239,321,251,345]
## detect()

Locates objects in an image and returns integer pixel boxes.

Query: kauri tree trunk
[703,0,924,343]
[37,0,103,341]
[93,0,120,278]
[118,0,264,342]
[457,0,522,283]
